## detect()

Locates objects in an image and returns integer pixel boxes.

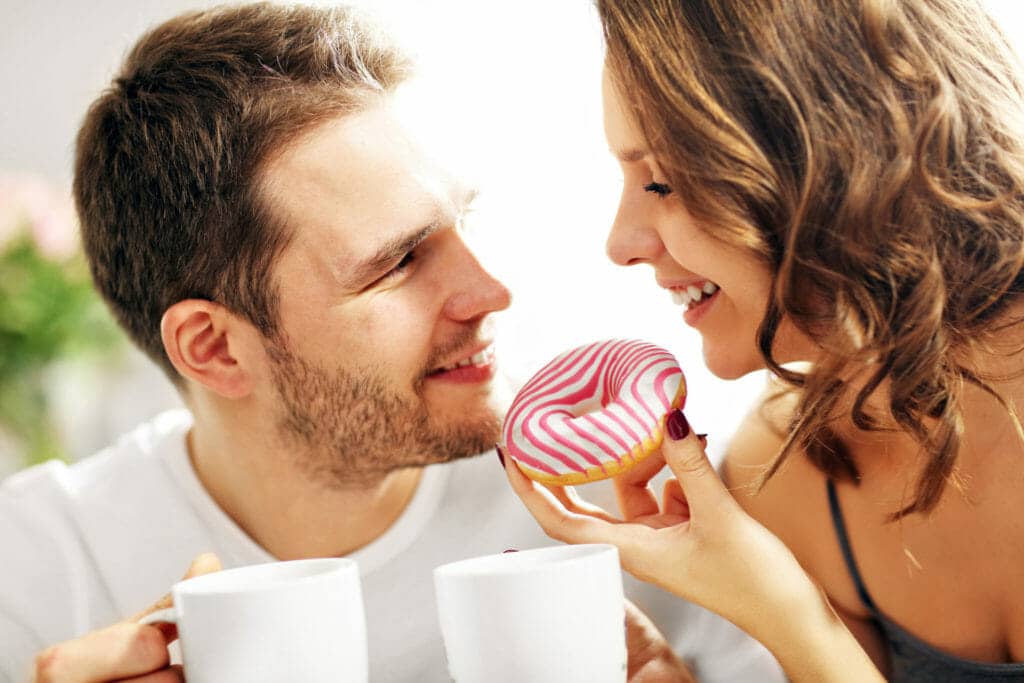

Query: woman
[502,0,1024,680]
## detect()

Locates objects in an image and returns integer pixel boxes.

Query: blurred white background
[1,0,1022,474]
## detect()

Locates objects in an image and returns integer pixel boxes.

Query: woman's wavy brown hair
[597,0,1024,517]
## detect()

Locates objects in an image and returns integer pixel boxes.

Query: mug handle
[139,607,178,626]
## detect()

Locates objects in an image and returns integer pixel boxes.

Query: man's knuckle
[33,645,63,682]
[131,624,170,662]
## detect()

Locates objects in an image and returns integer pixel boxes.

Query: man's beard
[266,341,501,489]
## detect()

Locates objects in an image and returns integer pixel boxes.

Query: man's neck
[186,416,423,560]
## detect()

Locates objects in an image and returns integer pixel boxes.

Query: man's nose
[442,243,513,322]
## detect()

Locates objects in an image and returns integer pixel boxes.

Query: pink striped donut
[501,339,686,485]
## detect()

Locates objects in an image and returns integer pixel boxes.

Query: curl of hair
[598,0,1024,516]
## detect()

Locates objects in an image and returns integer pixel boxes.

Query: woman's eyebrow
[613,148,649,163]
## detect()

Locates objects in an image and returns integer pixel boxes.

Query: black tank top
[827,480,1024,681]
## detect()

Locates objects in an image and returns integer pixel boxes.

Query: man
[0,4,784,682]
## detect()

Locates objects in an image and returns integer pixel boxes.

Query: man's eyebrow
[342,189,479,290]
[341,220,440,290]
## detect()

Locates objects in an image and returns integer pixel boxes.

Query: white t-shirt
[0,411,784,682]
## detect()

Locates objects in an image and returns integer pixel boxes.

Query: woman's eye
[643,182,673,198]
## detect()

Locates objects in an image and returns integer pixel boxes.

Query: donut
[501,339,686,485]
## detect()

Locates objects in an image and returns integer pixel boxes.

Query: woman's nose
[605,193,663,267]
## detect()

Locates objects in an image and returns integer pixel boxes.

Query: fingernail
[666,410,690,441]
[502,548,519,553]
[495,443,506,468]
[697,433,708,444]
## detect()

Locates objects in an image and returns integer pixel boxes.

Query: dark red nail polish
[502,548,519,553]
[666,410,690,441]
[495,444,505,467]
[697,433,708,442]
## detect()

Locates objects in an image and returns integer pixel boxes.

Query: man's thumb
[182,552,223,580]
[663,410,727,501]
[131,553,223,624]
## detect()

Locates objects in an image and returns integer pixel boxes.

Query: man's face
[257,94,512,488]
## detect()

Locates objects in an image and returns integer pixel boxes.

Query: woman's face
[602,68,813,378]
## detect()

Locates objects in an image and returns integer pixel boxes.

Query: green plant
[0,173,123,467]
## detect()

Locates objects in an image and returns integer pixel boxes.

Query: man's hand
[32,553,221,683]
[625,599,696,683]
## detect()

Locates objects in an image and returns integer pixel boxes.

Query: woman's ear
[160,300,259,399]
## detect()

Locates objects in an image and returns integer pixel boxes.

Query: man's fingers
[33,622,170,683]
[128,553,222,625]
[182,552,222,579]
[124,552,224,647]
[129,593,172,625]
[114,665,185,683]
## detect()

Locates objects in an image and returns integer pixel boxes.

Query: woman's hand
[500,410,883,683]
[500,410,797,631]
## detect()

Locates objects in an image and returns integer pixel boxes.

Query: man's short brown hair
[74,2,410,379]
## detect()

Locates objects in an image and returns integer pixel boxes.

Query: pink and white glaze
[502,339,686,485]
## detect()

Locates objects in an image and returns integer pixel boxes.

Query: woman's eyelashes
[643,182,673,198]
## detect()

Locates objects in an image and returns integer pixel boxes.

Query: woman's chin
[702,345,764,381]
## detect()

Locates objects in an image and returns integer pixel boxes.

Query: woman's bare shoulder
[721,378,830,552]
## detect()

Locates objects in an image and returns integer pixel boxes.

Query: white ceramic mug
[434,544,627,683]
[141,557,367,683]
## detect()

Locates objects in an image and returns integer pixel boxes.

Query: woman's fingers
[501,446,636,544]
[498,445,619,523]
[613,449,667,520]
[661,411,730,512]
[662,478,691,519]
[543,483,621,523]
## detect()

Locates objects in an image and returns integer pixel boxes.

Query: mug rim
[174,557,358,596]
[433,543,618,579]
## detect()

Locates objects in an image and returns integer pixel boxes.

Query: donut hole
[569,396,605,418]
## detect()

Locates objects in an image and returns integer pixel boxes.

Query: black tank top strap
[826,478,879,614]
[826,480,1024,681]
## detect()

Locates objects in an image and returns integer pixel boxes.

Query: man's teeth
[440,349,491,372]
[670,282,719,310]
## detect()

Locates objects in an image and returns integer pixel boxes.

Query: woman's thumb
[663,410,728,501]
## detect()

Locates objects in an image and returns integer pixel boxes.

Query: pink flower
[0,172,80,261]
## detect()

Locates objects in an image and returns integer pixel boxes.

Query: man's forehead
[262,98,460,233]
[257,100,475,291]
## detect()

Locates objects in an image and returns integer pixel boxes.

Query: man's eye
[643,182,673,198]
[384,251,415,279]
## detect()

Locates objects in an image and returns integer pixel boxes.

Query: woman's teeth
[671,281,719,310]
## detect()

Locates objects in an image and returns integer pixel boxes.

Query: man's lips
[426,344,497,382]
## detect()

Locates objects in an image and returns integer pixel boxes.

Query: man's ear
[160,300,260,399]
